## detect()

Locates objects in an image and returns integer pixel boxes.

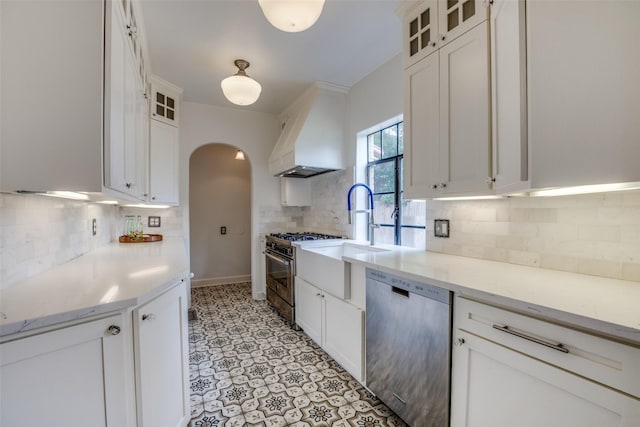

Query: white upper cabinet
[526,0,640,189]
[489,0,528,194]
[403,10,491,198]
[0,0,150,201]
[105,0,149,200]
[403,0,488,69]
[148,75,182,205]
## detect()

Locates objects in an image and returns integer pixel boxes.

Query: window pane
[401,227,426,249]
[373,194,395,226]
[373,225,395,246]
[398,122,404,155]
[368,132,381,162]
[401,199,426,227]
[381,126,398,159]
[369,161,395,193]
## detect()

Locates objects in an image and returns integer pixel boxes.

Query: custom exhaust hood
[269,82,347,178]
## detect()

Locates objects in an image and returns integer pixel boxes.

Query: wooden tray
[119,234,163,243]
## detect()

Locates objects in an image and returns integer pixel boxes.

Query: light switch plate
[434,219,450,238]
[148,216,161,227]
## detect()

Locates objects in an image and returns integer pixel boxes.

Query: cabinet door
[490,0,528,194]
[451,330,640,427]
[403,0,439,68]
[149,120,179,205]
[404,52,441,199]
[134,281,189,427]
[439,21,491,195]
[438,0,488,48]
[322,292,364,382]
[0,315,133,427]
[133,70,149,201]
[527,0,640,188]
[294,277,322,346]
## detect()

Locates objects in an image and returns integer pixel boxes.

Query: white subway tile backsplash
[426,190,640,281]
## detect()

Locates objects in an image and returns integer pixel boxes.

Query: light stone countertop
[342,247,640,345]
[0,237,189,338]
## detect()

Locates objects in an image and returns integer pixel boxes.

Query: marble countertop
[0,237,189,338]
[343,248,640,345]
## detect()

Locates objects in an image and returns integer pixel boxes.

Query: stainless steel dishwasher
[366,268,452,427]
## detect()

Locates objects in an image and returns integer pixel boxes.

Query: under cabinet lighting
[433,195,505,201]
[44,191,90,201]
[122,203,172,209]
[528,182,640,197]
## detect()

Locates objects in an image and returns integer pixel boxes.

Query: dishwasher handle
[391,286,410,298]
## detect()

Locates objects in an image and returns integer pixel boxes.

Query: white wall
[179,102,281,299]
[189,144,251,285]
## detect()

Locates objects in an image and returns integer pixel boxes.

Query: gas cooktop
[268,232,346,242]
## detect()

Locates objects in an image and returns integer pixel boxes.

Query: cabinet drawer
[455,297,640,397]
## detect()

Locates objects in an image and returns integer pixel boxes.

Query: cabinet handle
[439,182,447,188]
[492,325,569,354]
[142,313,156,321]
[126,182,132,189]
[107,325,121,335]
[441,34,446,41]
[429,41,436,47]
[432,184,438,189]
[454,337,465,347]
[486,177,496,185]
[151,196,156,200]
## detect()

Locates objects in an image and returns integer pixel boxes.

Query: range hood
[269,82,347,178]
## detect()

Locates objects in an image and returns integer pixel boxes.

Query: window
[366,122,426,248]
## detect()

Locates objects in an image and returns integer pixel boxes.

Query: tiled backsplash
[301,170,352,237]
[0,193,117,289]
[0,193,185,289]
[426,190,640,282]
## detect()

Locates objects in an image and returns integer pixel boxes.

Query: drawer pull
[492,324,569,354]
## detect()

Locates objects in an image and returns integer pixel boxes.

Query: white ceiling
[139,0,403,114]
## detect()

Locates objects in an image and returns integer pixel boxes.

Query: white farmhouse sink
[296,242,390,299]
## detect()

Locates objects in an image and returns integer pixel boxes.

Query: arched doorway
[189,143,251,286]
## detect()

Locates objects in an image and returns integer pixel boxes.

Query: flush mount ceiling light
[220,59,262,106]
[258,0,325,32]
[234,150,246,160]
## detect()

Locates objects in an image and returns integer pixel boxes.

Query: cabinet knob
[316,293,322,297]
[430,41,436,48]
[439,182,447,188]
[486,177,496,184]
[141,313,156,321]
[454,337,465,347]
[151,196,156,200]
[441,34,446,41]
[432,184,438,190]
[126,182,132,189]
[107,325,121,336]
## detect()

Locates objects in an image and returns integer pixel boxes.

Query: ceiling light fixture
[220,59,262,106]
[234,150,246,160]
[258,0,325,32]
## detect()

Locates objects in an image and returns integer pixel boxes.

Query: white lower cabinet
[0,314,135,427]
[134,280,190,427]
[295,277,364,382]
[0,279,189,427]
[451,298,640,427]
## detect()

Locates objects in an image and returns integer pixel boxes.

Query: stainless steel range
[264,232,345,326]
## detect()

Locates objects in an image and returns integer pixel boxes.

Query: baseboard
[191,275,251,288]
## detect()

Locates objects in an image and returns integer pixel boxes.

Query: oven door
[264,250,294,305]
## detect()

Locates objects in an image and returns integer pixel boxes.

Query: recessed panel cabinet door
[439,21,491,195]
[134,281,189,427]
[149,120,179,205]
[404,52,441,199]
[450,330,640,427]
[294,277,322,346]
[0,315,132,427]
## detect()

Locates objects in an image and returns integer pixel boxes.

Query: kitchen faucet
[347,183,379,246]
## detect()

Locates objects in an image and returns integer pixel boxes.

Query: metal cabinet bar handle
[392,392,407,404]
[492,325,569,354]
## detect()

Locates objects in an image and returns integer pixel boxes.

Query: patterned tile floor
[189,283,407,427]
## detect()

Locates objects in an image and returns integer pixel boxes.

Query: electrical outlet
[92,218,97,236]
[220,226,227,235]
[148,216,161,227]
[434,219,449,238]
